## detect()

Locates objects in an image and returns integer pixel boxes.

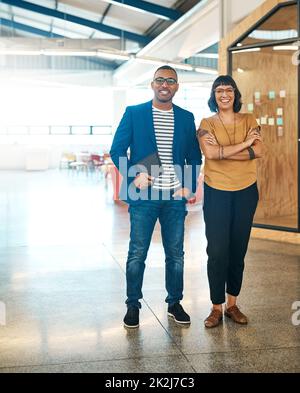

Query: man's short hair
[154,65,178,80]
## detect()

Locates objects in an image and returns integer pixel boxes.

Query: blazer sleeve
[184,113,202,193]
[109,107,132,180]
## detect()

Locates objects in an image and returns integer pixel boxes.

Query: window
[9,126,28,135]
[29,126,49,135]
[51,126,70,135]
[92,126,112,135]
[71,126,91,135]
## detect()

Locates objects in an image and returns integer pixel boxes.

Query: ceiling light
[195,53,219,59]
[0,50,41,55]
[273,45,299,51]
[96,51,131,61]
[135,57,193,71]
[41,50,97,56]
[167,62,193,71]
[135,57,165,66]
[232,48,261,54]
[195,67,218,75]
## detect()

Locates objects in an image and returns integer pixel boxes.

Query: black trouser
[203,182,259,305]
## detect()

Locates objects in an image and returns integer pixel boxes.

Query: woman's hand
[204,132,219,146]
[248,126,261,136]
[244,129,262,147]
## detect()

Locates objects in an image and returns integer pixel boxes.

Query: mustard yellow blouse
[199,113,259,191]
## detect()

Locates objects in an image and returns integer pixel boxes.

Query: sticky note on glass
[280,90,286,98]
[278,127,284,137]
[254,92,261,100]
[277,108,283,116]
[277,117,283,126]
[268,91,276,99]
[268,118,275,126]
[247,103,254,112]
[260,117,267,125]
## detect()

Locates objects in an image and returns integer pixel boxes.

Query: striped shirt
[152,107,181,190]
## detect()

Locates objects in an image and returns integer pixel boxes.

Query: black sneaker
[123,306,139,329]
[168,303,191,324]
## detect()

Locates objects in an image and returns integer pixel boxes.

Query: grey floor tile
[0,355,195,373]
[0,296,182,368]
[144,291,300,354]
[0,171,299,373]
[187,347,300,373]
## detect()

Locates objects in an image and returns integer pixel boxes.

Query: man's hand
[134,173,154,189]
[173,187,191,200]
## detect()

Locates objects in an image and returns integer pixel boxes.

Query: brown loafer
[204,309,223,328]
[225,305,248,324]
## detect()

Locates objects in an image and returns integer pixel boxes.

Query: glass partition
[230,1,299,232]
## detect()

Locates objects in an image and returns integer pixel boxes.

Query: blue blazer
[110,100,202,205]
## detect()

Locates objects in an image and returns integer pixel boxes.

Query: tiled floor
[0,170,299,373]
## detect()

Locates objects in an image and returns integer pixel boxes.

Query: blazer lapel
[172,104,181,161]
[144,101,157,150]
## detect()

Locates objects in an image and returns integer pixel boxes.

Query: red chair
[91,154,105,173]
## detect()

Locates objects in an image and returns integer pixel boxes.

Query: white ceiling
[0,0,184,40]
[0,0,267,87]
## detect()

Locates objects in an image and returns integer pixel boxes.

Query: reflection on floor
[0,170,299,373]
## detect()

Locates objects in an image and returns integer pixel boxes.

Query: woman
[197,75,264,328]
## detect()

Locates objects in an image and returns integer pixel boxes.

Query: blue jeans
[126,199,187,308]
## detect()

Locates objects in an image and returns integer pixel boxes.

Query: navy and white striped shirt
[152,107,181,190]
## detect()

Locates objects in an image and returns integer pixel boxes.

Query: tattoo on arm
[197,128,209,138]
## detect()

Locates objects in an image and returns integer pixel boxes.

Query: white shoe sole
[123,322,139,329]
[167,312,191,324]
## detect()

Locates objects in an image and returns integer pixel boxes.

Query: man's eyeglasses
[214,88,235,95]
[153,77,178,86]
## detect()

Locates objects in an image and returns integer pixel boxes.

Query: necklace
[218,113,236,145]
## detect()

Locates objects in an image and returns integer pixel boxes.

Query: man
[110,65,202,328]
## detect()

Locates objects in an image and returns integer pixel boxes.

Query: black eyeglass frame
[153,77,178,85]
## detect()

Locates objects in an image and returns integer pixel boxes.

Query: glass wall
[230,1,299,231]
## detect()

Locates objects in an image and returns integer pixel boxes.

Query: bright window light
[10,126,28,135]
[92,126,112,135]
[29,126,49,135]
[71,126,90,135]
[51,126,70,135]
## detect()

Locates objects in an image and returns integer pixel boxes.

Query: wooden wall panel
[219,0,300,242]
[232,49,298,228]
